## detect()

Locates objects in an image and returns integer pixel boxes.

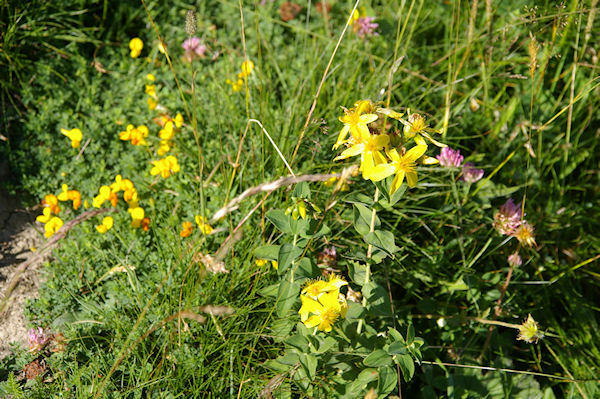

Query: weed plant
[1,0,599,398]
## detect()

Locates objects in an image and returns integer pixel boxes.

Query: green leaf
[364,230,399,256]
[266,209,292,234]
[363,282,392,316]
[277,244,303,275]
[296,257,319,280]
[345,368,379,395]
[387,341,408,355]
[388,327,405,343]
[348,261,367,286]
[396,354,415,382]
[353,203,380,236]
[378,365,398,396]
[299,353,318,381]
[286,334,310,352]
[290,216,309,236]
[276,352,300,366]
[364,349,392,367]
[293,182,311,199]
[276,279,300,317]
[407,324,415,344]
[254,244,280,261]
[376,177,408,208]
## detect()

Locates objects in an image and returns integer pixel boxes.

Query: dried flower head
[517,314,543,343]
[493,198,523,235]
[280,2,302,22]
[512,221,536,247]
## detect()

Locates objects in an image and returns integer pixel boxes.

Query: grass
[1,0,599,397]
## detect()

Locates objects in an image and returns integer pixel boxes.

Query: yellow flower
[333,100,378,150]
[159,121,175,140]
[150,155,180,178]
[194,215,213,234]
[255,258,268,267]
[301,275,348,301]
[334,129,390,180]
[226,78,244,92]
[60,128,82,148]
[299,291,348,332]
[368,145,428,194]
[57,184,81,210]
[96,216,114,234]
[43,194,60,214]
[129,37,143,58]
[36,207,53,224]
[146,73,155,81]
[180,221,193,237]
[271,261,278,270]
[157,140,171,155]
[128,207,145,228]
[92,185,112,208]
[402,113,446,147]
[517,314,543,343]
[147,97,158,110]
[157,40,167,54]
[119,124,149,146]
[145,84,156,97]
[84,200,90,208]
[44,216,63,238]
[350,9,360,24]
[174,113,184,128]
[240,60,254,78]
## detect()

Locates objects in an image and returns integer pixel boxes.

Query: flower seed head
[185,10,197,37]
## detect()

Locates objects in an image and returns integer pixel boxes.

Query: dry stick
[478,261,516,360]
[289,0,361,166]
[210,167,355,223]
[0,208,114,315]
[217,192,271,257]
[421,360,594,383]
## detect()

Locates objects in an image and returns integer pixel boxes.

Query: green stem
[357,187,379,334]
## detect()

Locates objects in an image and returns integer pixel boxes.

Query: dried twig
[210,166,356,223]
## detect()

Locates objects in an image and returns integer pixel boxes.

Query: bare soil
[0,190,45,359]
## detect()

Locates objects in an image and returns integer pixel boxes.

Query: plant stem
[357,187,379,334]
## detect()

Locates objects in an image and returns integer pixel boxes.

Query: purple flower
[28,327,49,353]
[436,147,464,168]
[493,198,523,235]
[182,37,207,61]
[353,16,379,38]
[508,252,522,267]
[462,162,484,183]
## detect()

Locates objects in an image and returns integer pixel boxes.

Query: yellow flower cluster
[226,59,254,92]
[333,100,444,194]
[96,216,114,234]
[58,184,82,210]
[298,275,348,332]
[119,124,149,146]
[157,113,183,155]
[129,38,143,58]
[517,314,543,344]
[179,216,213,237]
[146,73,158,110]
[150,155,180,178]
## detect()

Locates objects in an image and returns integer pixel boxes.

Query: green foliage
[1,0,599,398]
